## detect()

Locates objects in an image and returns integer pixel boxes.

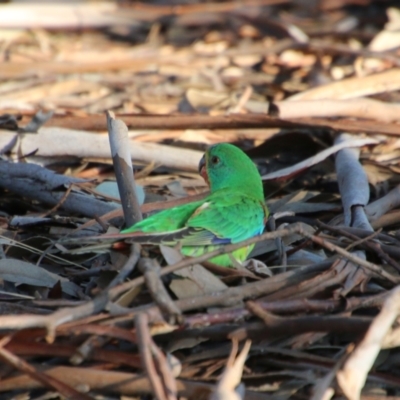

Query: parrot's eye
[210,155,220,165]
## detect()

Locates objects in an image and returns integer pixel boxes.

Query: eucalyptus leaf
[0,259,80,297]
[96,181,145,206]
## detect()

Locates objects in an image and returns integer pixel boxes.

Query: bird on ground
[120,143,268,268]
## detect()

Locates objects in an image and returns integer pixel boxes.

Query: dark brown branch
[135,313,170,400]
[0,337,94,400]
[47,113,400,136]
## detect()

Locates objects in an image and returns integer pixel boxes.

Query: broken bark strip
[335,133,372,230]
[106,111,142,226]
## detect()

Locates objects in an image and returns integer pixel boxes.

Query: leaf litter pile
[2,1,400,399]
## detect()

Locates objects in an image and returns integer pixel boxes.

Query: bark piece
[334,134,372,230]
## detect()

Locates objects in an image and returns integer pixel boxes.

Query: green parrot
[121,143,268,268]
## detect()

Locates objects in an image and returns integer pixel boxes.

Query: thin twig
[318,222,400,272]
[39,183,74,218]
[139,258,182,322]
[106,244,141,290]
[301,231,400,284]
[135,313,169,400]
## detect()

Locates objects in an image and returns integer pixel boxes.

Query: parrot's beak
[198,154,209,185]
[198,155,205,174]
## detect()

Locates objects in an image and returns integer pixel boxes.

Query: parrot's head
[198,143,264,200]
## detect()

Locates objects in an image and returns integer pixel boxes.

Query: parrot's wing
[119,199,214,246]
[181,194,266,246]
[120,225,229,246]
[121,193,266,247]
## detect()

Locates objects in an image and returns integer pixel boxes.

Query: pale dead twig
[262,137,378,181]
[247,98,400,123]
[311,347,349,400]
[210,338,252,400]
[287,68,400,101]
[337,286,400,400]
[135,313,177,400]
[229,86,253,114]
[70,334,110,366]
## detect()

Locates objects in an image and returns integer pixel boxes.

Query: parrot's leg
[228,254,246,270]
[227,254,273,276]
[242,259,273,277]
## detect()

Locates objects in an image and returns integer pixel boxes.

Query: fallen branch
[0,128,203,172]
[0,161,119,219]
